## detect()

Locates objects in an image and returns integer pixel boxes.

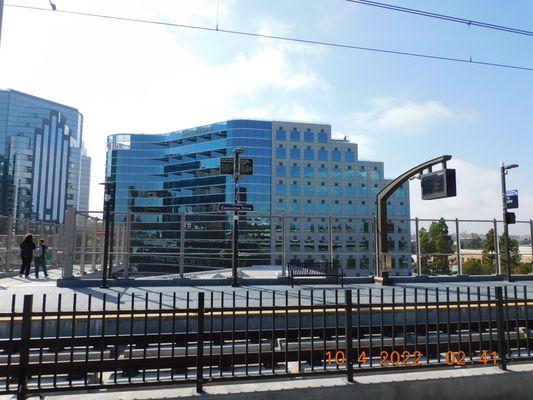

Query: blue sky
[1,0,532,233]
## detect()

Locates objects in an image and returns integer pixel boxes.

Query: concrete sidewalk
[2,362,532,400]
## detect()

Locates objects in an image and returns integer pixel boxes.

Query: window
[358,167,367,179]
[276,146,286,159]
[304,148,314,160]
[276,130,286,141]
[304,181,313,196]
[331,183,341,196]
[304,131,313,142]
[318,131,327,143]
[318,165,328,178]
[290,164,300,177]
[304,164,314,178]
[290,130,300,141]
[332,166,340,179]
[318,148,328,161]
[290,147,300,159]
[332,148,341,161]
[276,163,286,176]
[318,182,327,196]
[276,181,286,195]
[345,149,355,162]
[290,181,300,196]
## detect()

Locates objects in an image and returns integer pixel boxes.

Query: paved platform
[0,270,532,312]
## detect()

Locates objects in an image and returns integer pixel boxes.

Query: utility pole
[501,162,519,282]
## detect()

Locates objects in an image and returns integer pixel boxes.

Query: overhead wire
[345,0,533,37]
[4,3,533,72]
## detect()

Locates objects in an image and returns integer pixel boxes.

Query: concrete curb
[19,362,533,400]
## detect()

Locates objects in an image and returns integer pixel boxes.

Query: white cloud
[0,2,323,211]
[352,97,471,136]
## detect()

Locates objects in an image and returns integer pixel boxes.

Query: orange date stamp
[325,350,498,367]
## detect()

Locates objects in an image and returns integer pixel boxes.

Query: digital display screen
[420,169,456,200]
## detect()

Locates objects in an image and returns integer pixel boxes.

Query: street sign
[506,190,519,209]
[239,158,254,175]
[218,203,254,212]
[421,169,457,200]
[220,158,234,175]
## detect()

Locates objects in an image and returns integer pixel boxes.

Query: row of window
[275,146,355,162]
[275,129,328,143]
[274,200,409,217]
[275,164,384,180]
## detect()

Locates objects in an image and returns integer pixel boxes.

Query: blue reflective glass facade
[0,90,91,222]
[108,119,411,275]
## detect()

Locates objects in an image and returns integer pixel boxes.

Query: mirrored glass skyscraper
[107,120,411,276]
[0,89,91,222]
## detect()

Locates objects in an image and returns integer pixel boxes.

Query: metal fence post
[493,219,501,275]
[281,215,287,277]
[91,222,97,272]
[124,211,131,278]
[345,289,353,382]
[328,215,334,266]
[62,208,77,279]
[455,218,462,275]
[179,212,185,278]
[495,286,507,370]
[415,217,421,275]
[530,220,533,265]
[79,214,87,276]
[17,294,33,400]
[196,292,205,393]
[5,216,13,271]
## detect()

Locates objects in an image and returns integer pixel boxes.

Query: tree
[499,234,521,271]
[419,218,454,275]
[482,228,496,267]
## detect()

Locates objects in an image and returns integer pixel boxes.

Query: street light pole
[232,148,244,287]
[501,162,518,282]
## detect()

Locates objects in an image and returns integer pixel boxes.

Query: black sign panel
[220,158,234,175]
[239,158,254,175]
[506,190,519,209]
[421,169,457,200]
[218,203,254,212]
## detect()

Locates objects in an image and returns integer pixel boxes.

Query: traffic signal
[505,212,516,225]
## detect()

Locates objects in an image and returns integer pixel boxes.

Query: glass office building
[0,89,91,222]
[107,119,410,275]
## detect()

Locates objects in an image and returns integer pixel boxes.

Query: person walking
[19,234,36,278]
[34,239,49,279]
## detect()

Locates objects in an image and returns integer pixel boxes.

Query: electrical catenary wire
[346,0,533,37]
[5,3,533,72]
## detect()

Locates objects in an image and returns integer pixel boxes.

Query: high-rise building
[107,120,410,275]
[0,89,91,222]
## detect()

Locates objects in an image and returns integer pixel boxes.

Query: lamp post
[232,148,244,287]
[99,181,114,288]
[501,162,519,282]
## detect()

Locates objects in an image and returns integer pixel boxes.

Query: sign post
[219,150,254,287]
[501,163,519,281]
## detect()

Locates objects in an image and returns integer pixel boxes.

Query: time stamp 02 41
[325,350,498,367]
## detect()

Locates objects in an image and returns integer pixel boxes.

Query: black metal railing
[1,285,532,398]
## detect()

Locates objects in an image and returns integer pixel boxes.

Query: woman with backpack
[34,239,49,279]
[19,234,36,278]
